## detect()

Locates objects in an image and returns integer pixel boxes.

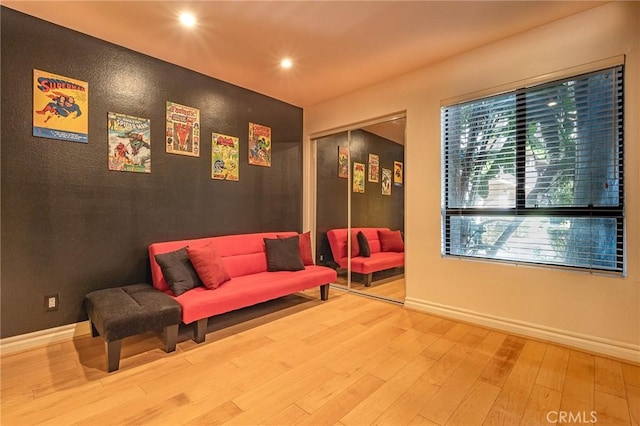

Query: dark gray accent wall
[316,130,405,265]
[0,8,303,338]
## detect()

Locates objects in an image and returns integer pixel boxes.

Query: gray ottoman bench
[83,283,182,372]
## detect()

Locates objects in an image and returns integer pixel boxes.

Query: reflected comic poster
[248,122,271,167]
[33,69,88,143]
[108,113,151,173]
[338,146,349,178]
[394,161,403,186]
[382,168,392,195]
[166,101,200,157]
[368,153,379,183]
[212,132,239,181]
[353,162,365,193]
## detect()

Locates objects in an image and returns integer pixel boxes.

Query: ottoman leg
[106,339,122,372]
[164,324,179,353]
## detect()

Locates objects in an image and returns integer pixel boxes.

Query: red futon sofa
[327,227,404,286]
[149,231,337,343]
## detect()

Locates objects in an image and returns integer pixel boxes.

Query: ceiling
[4,1,606,108]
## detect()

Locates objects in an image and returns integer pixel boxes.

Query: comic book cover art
[248,122,271,167]
[166,101,200,157]
[382,168,392,195]
[108,113,151,173]
[353,162,365,193]
[338,146,349,178]
[33,69,88,143]
[212,132,239,181]
[394,161,403,186]
[368,153,379,183]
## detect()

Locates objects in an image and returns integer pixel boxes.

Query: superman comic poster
[33,69,88,143]
[108,113,151,173]
[166,101,200,157]
[212,132,239,181]
[248,122,271,167]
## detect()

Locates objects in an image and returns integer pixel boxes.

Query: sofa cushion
[174,266,337,324]
[357,231,371,257]
[351,251,405,275]
[264,236,305,272]
[154,247,202,296]
[187,242,231,290]
[379,229,404,252]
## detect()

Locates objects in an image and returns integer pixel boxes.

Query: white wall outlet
[45,294,59,312]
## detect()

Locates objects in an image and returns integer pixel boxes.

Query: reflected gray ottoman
[83,283,182,372]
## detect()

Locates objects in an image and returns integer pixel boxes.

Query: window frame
[441,65,625,274]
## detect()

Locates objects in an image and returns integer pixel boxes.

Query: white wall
[304,2,639,361]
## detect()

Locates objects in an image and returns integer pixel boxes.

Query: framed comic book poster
[166,101,200,157]
[108,112,151,173]
[368,153,379,183]
[353,162,365,193]
[33,69,88,143]
[394,161,403,186]
[338,146,349,178]
[212,132,239,181]
[381,168,392,195]
[248,122,271,167]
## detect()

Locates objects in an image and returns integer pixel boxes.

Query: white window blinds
[441,66,624,273]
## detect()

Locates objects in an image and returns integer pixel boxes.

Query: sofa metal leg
[194,319,207,343]
[320,284,329,301]
[164,324,179,352]
[365,273,373,287]
[106,339,121,372]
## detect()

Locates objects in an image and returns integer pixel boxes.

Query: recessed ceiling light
[281,58,292,69]
[179,12,196,28]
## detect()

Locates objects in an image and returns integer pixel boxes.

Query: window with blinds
[441,66,624,273]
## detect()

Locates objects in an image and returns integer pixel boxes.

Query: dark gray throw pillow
[155,247,202,296]
[357,231,371,257]
[264,236,305,272]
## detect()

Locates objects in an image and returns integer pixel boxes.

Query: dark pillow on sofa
[264,236,305,271]
[357,231,371,257]
[350,230,360,258]
[187,242,231,290]
[155,247,202,296]
[378,229,405,252]
[278,231,314,265]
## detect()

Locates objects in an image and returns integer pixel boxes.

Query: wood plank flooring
[1,290,638,425]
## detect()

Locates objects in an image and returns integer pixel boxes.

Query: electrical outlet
[320,254,324,261]
[45,294,59,312]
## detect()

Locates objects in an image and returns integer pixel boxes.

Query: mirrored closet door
[314,114,405,303]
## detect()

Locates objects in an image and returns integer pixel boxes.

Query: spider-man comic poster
[108,112,151,173]
[33,69,88,143]
[165,101,200,157]
[248,122,271,167]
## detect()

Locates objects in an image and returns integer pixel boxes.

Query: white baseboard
[404,297,640,363]
[0,321,91,356]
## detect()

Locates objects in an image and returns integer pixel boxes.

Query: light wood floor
[1,290,638,425]
[334,271,406,301]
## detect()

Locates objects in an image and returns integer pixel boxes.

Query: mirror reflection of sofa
[327,227,404,286]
